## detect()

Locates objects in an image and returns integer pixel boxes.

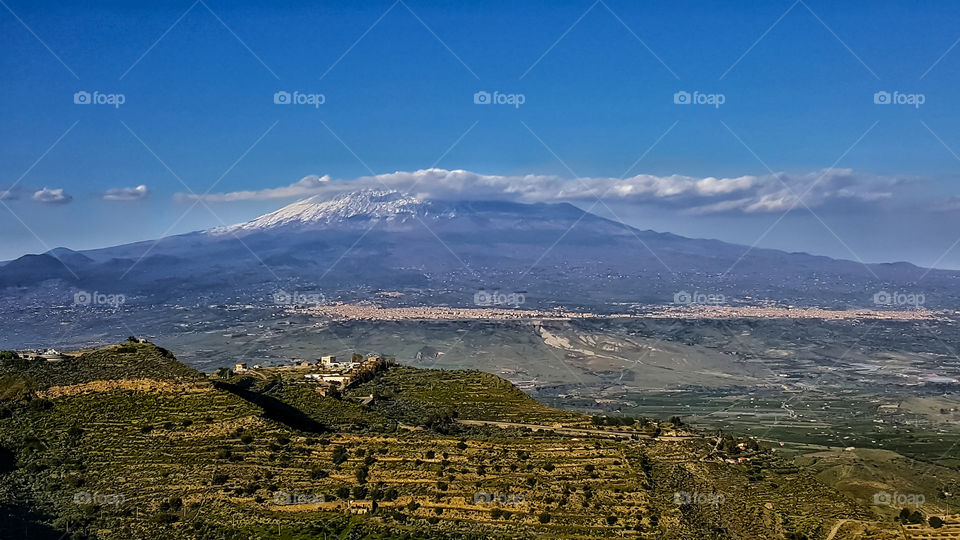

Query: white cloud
[175,175,330,202]
[103,185,149,201]
[174,168,897,214]
[32,187,72,204]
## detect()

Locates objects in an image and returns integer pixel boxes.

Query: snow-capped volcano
[5,185,957,314]
[212,189,441,234]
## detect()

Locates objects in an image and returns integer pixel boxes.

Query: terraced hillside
[0,343,916,539]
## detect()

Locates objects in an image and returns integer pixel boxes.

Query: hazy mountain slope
[1,189,957,309]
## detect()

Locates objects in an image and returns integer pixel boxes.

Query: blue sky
[3,0,960,267]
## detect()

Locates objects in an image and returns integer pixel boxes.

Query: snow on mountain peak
[211,189,433,234]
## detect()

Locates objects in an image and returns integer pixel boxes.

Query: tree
[930,516,944,528]
[538,512,551,524]
[332,446,348,465]
[356,465,369,484]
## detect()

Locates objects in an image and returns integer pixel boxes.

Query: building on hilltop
[40,349,64,361]
[320,355,338,367]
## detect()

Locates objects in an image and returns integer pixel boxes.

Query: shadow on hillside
[212,381,328,434]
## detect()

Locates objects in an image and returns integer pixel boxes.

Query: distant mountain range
[2,189,957,309]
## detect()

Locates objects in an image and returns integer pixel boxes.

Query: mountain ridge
[0,188,956,312]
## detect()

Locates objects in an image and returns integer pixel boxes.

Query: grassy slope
[349,366,586,426]
[0,344,898,539]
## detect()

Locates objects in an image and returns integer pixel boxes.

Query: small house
[348,500,374,514]
[320,355,338,367]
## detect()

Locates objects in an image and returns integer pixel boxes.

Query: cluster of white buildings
[303,355,387,393]
[18,349,65,361]
[232,354,390,396]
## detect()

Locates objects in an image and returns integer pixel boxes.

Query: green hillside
[0,344,913,539]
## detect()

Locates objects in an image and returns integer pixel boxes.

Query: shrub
[356,465,369,484]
